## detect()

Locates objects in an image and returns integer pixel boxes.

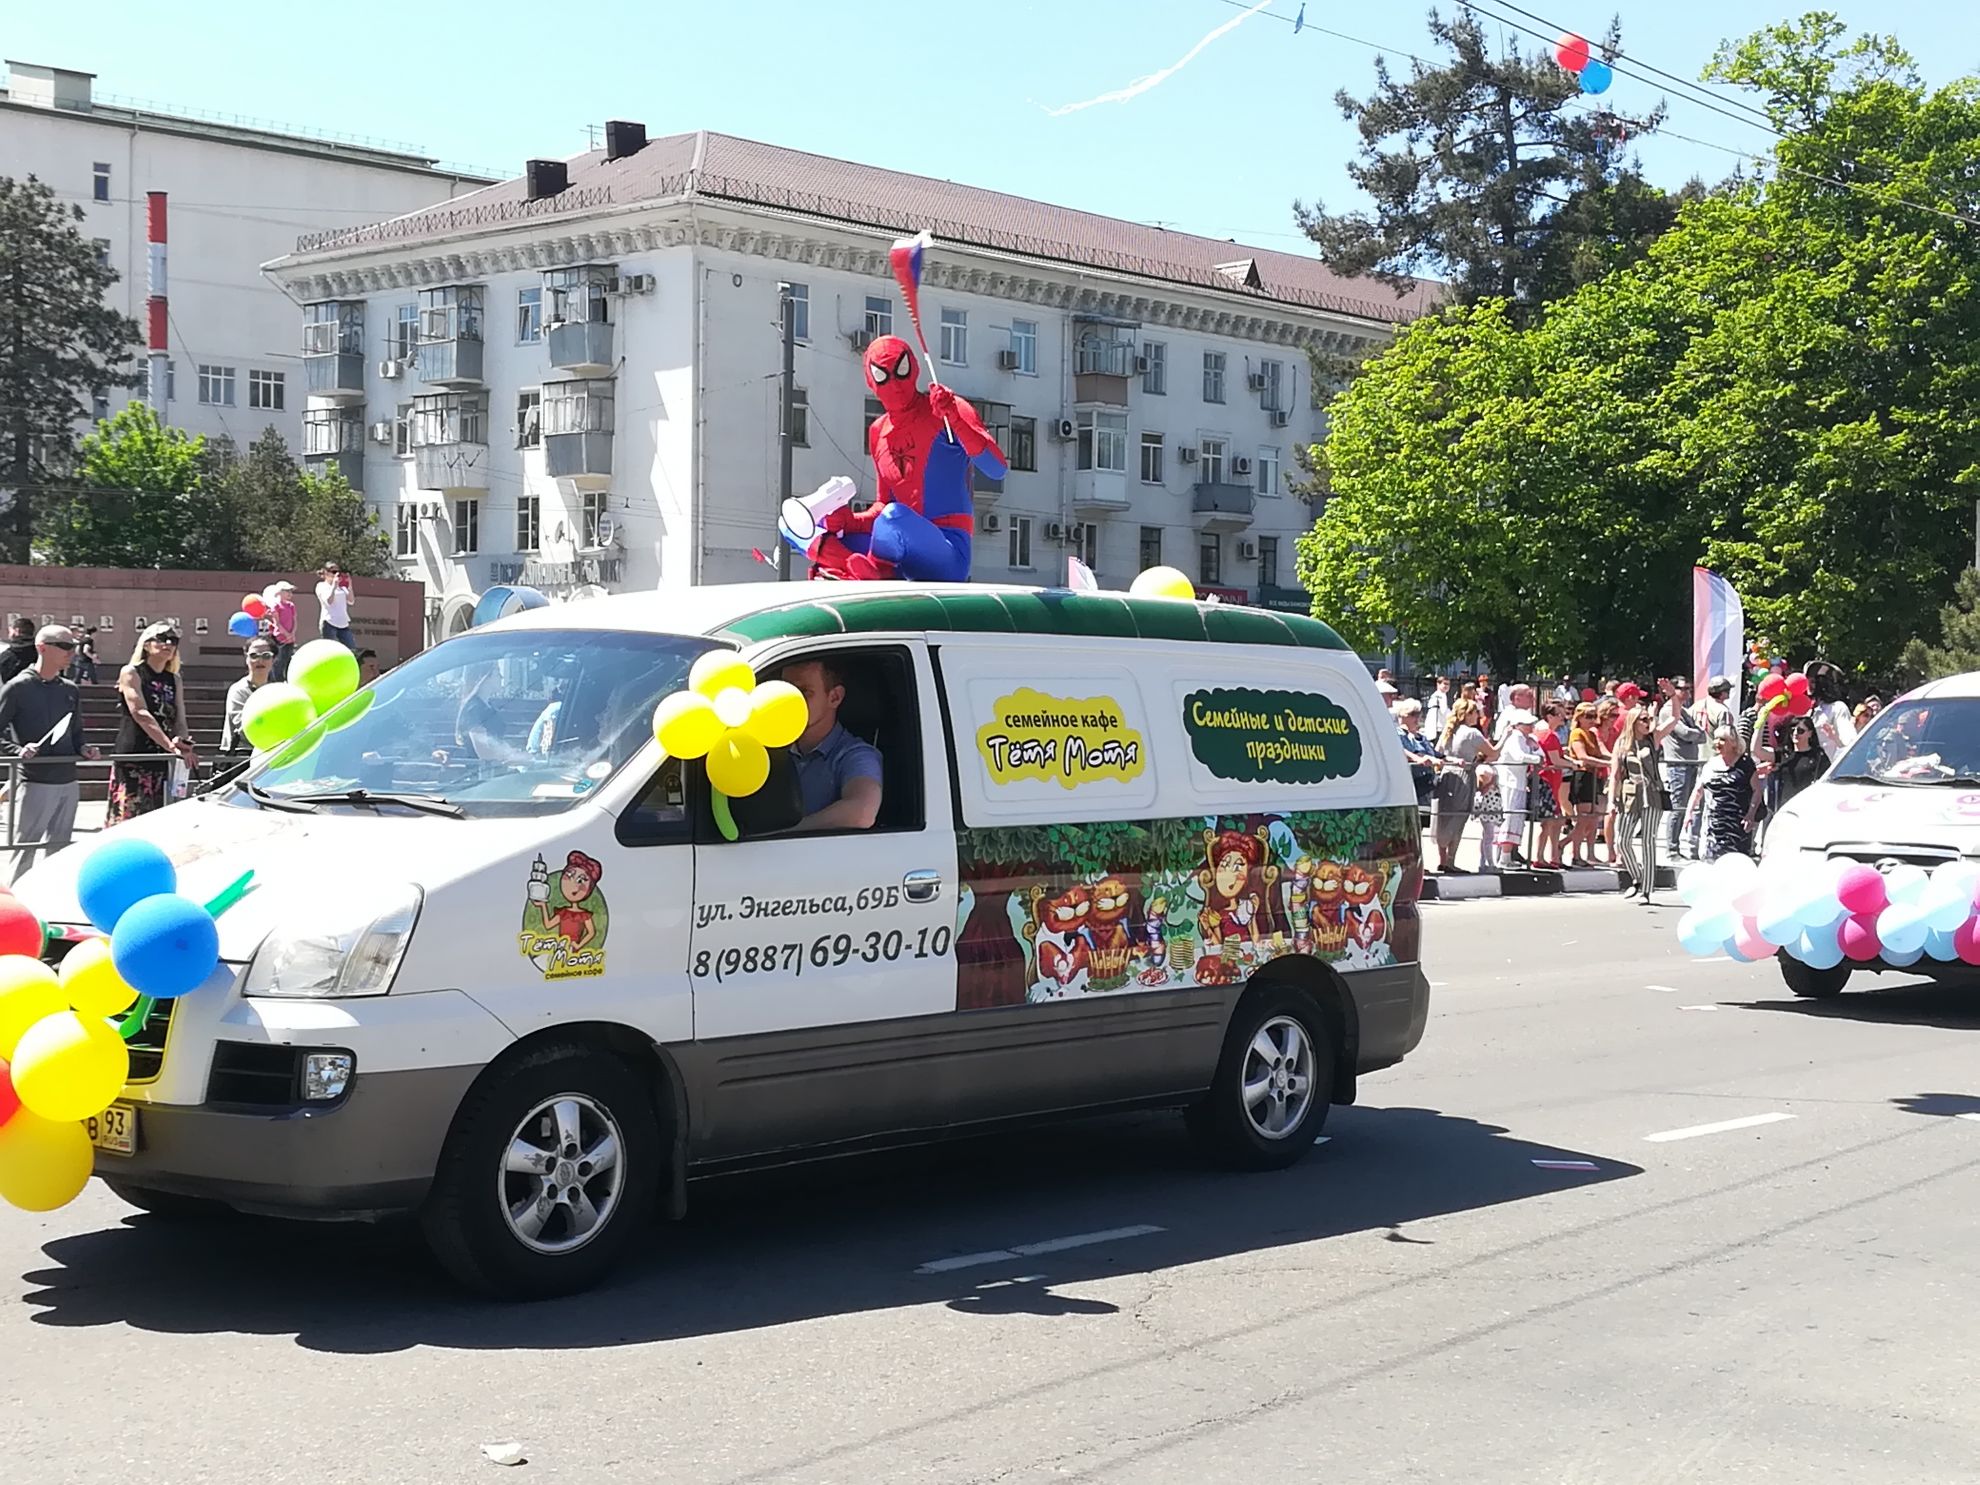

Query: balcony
[1073,336,1136,407]
[1071,469,1132,514]
[416,287,486,386]
[1193,481,1256,532]
[544,265,617,375]
[410,392,488,494]
[542,379,615,490]
[302,408,365,492]
[548,319,614,376]
[302,304,364,400]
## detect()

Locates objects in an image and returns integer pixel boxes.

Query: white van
[23,583,1430,1296]
[1759,669,1980,998]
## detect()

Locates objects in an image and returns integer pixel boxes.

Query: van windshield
[229,628,716,817]
[1829,698,1980,785]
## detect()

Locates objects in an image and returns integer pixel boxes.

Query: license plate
[86,1104,137,1156]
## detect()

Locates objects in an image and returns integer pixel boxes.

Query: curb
[1421,864,1680,902]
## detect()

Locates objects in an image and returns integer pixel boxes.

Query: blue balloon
[1757,905,1804,946]
[77,837,178,933]
[1878,904,1929,956]
[1923,885,1976,933]
[227,611,258,638]
[1794,923,1845,971]
[111,892,220,1001]
[471,585,551,628]
[1794,889,1844,928]
[1925,927,1962,961]
[1580,58,1613,94]
[1678,907,1732,956]
[1884,943,1925,968]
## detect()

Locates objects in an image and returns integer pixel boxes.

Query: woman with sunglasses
[1759,714,1829,815]
[1609,699,1677,902]
[109,622,197,824]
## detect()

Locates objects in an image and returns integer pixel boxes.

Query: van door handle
[903,869,943,903]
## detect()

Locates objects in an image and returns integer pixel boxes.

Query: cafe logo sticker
[1184,687,1363,784]
[976,688,1147,790]
[518,850,611,980]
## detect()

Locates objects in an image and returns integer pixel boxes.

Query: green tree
[0,175,142,562]
[206,428,392,577]
[1899,568,1980,681]
[1297,8,1672,327]
[1702,10,1915,130]
[36,404,208,568]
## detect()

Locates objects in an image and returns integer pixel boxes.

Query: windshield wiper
[280,787,466,819]
[233,779,320,814]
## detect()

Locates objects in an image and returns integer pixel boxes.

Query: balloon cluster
[237,639,364,755]
[0,841,245,1213]
[227,590,269,640]
[1675,854,1980,969]
[1128,567,1196,601]
[1554,32,1613,94]
[652,653,808,801]
[1747,637,1772,688]
[1753,670,1813,738]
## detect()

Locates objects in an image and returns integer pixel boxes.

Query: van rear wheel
[420,1044,660,1299]
[1781,957,1850,999]
[1189,985,1336,1170]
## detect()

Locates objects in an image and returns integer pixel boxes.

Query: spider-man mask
[864,334,922,414]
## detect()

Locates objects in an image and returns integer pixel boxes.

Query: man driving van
[781,658,882,831]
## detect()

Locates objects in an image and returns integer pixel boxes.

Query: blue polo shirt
[791,722,883,816]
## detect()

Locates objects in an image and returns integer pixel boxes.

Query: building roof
[491,580,1347,652]
[289,130,1437,324]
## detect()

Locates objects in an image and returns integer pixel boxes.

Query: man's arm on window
[800,774,882,831]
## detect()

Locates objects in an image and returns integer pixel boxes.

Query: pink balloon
[1956,919,1980,967]
[1840,914,1883,962]
[1730,884,1767,919]
[1835,864,1887,918]
[1732,917,1773,961]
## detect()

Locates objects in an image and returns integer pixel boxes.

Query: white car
[1760,669,1980,998]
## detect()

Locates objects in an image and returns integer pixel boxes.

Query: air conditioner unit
[1233,456,1253,476]
[1237,539,1259,561]
[1270,409,1291,427]
[1246,372,1267,392]
[981,512,1002,533]
[848,329,872,351]
[418,502,440,520]
[997,349,1021,371]
[616,272,655,294]
[1051,417,1076,440]
[1044,521,1068,542]
[1135,354,1150,374]
[368,421,394,444]
[1178,446,1198,464]
[378,360,403,380]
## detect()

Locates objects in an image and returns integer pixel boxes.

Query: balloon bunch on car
[235,639,369,756]
[1674,854,1980,968]
[0,841,248,1212]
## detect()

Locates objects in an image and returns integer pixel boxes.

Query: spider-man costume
[801,335,1007,582]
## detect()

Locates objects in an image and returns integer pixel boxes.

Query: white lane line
[1646,984,1681,993]
[1644,1112,1795,1143]
[914,1224,1165,1274]
[1695,957,1733,965]
[1958,1113,1980,1123]
[1678,1004,1721,1012]
[1532,1159,1599,1171]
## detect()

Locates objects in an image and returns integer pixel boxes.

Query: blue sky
[7,0,1974,254]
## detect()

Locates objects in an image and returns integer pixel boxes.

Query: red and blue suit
[804,335,1006,583]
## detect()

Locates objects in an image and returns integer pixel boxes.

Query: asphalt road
[6,895,1980,1483]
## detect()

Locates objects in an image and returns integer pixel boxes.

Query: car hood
[1766,779,1980,861]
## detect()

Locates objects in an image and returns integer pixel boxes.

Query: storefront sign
[1183,687,1363,784]
[975,688,1148,789]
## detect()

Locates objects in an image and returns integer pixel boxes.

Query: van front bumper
[93,1062,483,1217]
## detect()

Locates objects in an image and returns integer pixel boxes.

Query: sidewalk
[3,799,108,887]
[1417,812,1679,901]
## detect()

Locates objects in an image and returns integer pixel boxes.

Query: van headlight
[241,883,423,998]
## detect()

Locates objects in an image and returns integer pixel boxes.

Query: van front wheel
[1189,986,1336,1170]
[421,1045,660,1299]
[1781,957,1850,999]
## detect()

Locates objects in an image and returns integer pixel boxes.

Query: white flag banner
[1067,556,1099,591]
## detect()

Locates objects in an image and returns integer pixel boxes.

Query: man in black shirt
[0,617,36,685]
[0,625,100,881]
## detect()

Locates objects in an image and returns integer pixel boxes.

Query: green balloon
[289,640,360,713]
[241,682,317,751]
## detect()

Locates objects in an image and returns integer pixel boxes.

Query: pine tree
[0,175,142,562]
[1900,569,1980,683]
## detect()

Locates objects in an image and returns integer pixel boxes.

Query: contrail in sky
[1044,0,1275,116]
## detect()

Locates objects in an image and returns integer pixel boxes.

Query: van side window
[615,754,690,847]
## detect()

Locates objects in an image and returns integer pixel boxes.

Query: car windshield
[229,628,715,817]
[1828,697,1980,785]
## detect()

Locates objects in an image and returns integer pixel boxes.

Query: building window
[939,307,967,365]
[1008,414,1037,473]
[197,365,236,407]
[544,267,610,327]
[1199,534,1222,588]
[92,163,110,202]
[864,395,884,442]
[582,490,609,548]
[1198,436,1227,486]
[1260,359,1283,411]
[1070,521,1100,567]
[91,393,110,421]
[395,304,419,362]
[417,285,485,346]
[1007,516,1033,570]
[249,370,285,411]
[1256,446,1280,496]
[516,389,542,449]
[1203,351,1226,404]
[165,361,175,402]
[864,296,892,337]
[92,238,111,269]
[1139,432,1164,485]
[517,287,543,344]
[516,494,541,552]
[1010,319,1037,375]
[785,282,809,342]
[395,504,418,559]
[1139,525,1163,572]
[1076,409,1128,473]
[393,402,412,457]
[302,408,360,455]
[1257,534,1279,587]
[978,401,1011,458]
[785,388,809,447]
[411,392,487,446]
[452,497,480,556]
[1143,341,1167,395]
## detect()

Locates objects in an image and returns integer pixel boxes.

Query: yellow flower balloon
[745,680,808,749]
[653,691,726,759]
[1129,566,1196,601]
[57,937,138,1018]
[11,1010,129,1122]
[655,659,802,800]
[706,735,770,797]
[0,960,64,1061]
[0,1107,93,1213]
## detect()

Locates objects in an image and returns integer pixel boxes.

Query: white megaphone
[779,475,859,547]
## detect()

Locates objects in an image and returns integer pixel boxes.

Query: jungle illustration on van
[518,850,611,980]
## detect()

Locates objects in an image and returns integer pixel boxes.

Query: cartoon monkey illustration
[1032,884,1093,998]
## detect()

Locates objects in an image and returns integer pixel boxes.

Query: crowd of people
[1386,663,1874,902]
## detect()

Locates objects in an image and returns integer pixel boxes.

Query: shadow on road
[1735,978,1980,1030]
[19,1105,1640,1353]
[1892,1093,1980,1118]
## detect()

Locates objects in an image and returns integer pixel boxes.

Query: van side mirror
[724,747,804,839]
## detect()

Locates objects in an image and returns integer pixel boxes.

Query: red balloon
[1955,919,1980,966]
[0,1058,17,1128]
[1756,674,1787,703]
[1785,671,1811,699]
[1555,32,1590,70]
[0,897,42,958]
[241,594,268,621]
[1840,914,1883,962]
[1580,687,1597,702]
[1836,864,1887,918]
[1788,693,1814,716]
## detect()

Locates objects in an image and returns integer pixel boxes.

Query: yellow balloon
[713,687,752,729]
[652,691,724,759]
[745,680,809,749]
[0,1107,93,1213]
[1129,565,1196,601]
[0,961,64,1060]
[705,734,771,797]
[58,938,138,1018]
[689,651,756,701]
[11,1010,130,1122]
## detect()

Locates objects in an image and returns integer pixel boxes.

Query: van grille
[1826,845,1964,871]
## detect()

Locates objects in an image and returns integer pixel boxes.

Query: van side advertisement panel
[953,806,1421,1010]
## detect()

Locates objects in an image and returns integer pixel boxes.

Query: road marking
[1958,1113,1980,1124]
[1646,984,1681,993]
[1678,1004,1721,1012]
[1532,1159,1599,1171]
[1695,957,1733,965]
[1644,1112,1795,1143]
[914,1224,1165,1274]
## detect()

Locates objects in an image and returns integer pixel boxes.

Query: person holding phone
[317,562,356,649]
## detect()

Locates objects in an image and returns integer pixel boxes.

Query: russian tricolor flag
[1693,566,1745,704]
[889,230,932,356]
